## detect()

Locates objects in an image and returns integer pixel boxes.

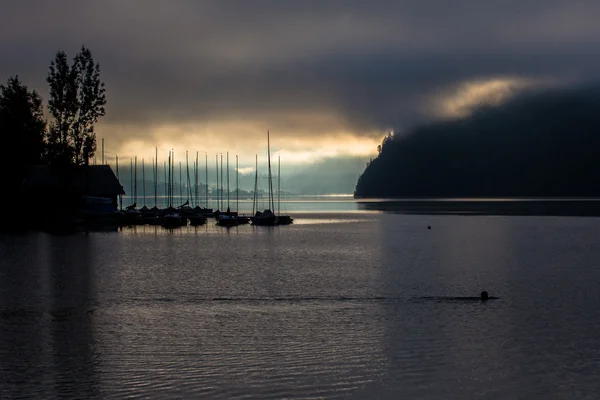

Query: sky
[2,1,600,192]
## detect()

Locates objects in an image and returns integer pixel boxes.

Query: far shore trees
[46,46,106,166]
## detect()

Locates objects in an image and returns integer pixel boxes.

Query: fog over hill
[354,85,600,198]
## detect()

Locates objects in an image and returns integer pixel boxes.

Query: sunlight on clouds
[435,77,554,118]
[236,167,255,175]
[272,135,380,164]
[98,119,380,168]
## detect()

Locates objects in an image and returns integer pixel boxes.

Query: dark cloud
[3,0,600,140]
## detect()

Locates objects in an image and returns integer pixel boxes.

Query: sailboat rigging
[252,131,277,226]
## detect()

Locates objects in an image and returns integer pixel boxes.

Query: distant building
[22,165,125,209]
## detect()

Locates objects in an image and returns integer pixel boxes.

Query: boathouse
[22,165,125,209]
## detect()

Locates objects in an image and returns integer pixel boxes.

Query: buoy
[427,225,431,229]
[480,291,489,301]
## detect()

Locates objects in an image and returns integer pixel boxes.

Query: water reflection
[0,214,390,398]
[368,214,600,399]
[3,214,600,398]
[0,233,100,399]
[357,198,600,216]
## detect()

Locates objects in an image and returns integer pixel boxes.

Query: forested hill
[354,86,600,198]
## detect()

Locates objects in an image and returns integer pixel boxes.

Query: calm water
[2,208,600,399]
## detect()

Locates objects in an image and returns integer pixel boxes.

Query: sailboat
[235,154,250,224]
[139,158,150,214]
[252,131,277,226]
[162,150,184,228]
[189,151,207,226]
[217,152,239,227]
[148,149,163,225]
[178,152,195,224]
[123,157,142,224]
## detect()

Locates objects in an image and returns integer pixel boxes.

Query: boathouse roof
[23,165,125,197]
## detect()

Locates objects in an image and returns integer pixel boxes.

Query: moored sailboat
[217,152,239,227]
[252,131,292,226]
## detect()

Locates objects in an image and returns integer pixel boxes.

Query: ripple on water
[4,214,600,399]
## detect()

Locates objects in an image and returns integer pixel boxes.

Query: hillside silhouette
[354,85,600,198]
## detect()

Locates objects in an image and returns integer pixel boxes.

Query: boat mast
[163,161,167,208]
[186,151,190,205]
[253,154,258,215]
[134,156,138,206]
[205,153,208,208]
[152,157,155,208]
[116,154,122,211]
[142,158,145,207]
[215,154,219,210]
[192,161,195,207]
[236,155,239,214]
[267,130,274,211]
[129,158,133,206]
[277,156,281,215]
[178,161,182,205]
[220,153,224,211]
[154,146,158,207]
[227,151,230,211]
[195,151,199,208]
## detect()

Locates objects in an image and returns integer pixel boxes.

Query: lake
[2,200,600,399]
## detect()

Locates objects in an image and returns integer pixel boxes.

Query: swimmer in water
[480,291,489,301]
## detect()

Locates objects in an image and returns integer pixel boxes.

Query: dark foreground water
[2,212,600,399]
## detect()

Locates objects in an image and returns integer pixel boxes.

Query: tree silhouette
[0,75,46,169]
[46,46,106,165]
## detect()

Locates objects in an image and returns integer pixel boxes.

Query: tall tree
[0,75,46,170]
[46,46,106,165]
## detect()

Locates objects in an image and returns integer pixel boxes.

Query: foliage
[0,76,46,170]
[46,46,106,165]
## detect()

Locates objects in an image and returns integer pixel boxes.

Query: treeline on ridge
[354,85,600,198]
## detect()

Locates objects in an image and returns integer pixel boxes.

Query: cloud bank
[2,0,600,168]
